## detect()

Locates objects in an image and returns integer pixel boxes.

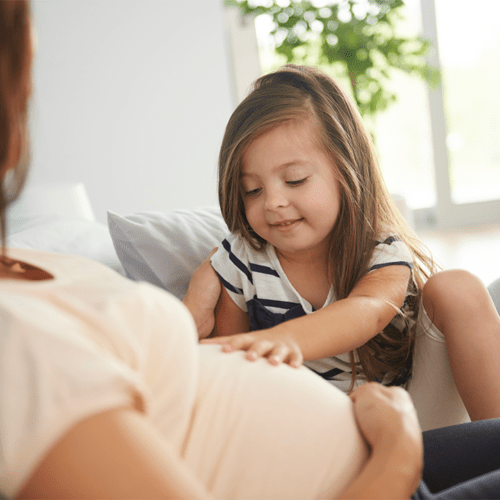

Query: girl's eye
[286,177,308,187]
[245,188,261,197]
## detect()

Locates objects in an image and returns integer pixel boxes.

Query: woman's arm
[339,383,423,500]
[203,264,410,364]
[17,384,421,500]
[18,407,212,500]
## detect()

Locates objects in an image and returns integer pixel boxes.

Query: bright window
[233,0,500,228]
[434,0,500,205]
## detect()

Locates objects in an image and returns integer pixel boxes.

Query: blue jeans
[414,418,500,499]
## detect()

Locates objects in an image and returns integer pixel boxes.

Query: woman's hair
[0,0,32,252]
[218,64,437,388]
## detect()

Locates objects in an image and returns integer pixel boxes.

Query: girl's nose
[264,187,288,211]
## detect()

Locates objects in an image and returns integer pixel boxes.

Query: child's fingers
[201,334,303,369]
[245,339,275,361]
[286,348,303,369]
[262,343,303,368]
[200,333,252,348]
[266,344,303,368]
[267,343,290,366]
[202,333,265,358]
[225,333,259,352]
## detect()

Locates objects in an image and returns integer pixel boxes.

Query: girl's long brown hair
[0,0,33,252]
[218,64,437,388]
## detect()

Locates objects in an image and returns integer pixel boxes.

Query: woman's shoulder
[2,248,122,282]
[0,248,179,324]
[0,271,161,498]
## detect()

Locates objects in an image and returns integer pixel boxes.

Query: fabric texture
[413,418,500,499]
[407,304,470,431]
[1,248,368,499]
[108,207,228,299]
[210,232,470,431]
[487,277,500,315]
[7,219,124,274]
[0,248,198,496]
[211,232,414,392]
[7,183,122,273]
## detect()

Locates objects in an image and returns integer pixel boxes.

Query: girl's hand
[201,331,303,368]
[182,248,221,340]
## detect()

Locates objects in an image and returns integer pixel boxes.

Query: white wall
[29,0,233,222]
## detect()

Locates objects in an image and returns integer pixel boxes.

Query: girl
[202,64,500,426]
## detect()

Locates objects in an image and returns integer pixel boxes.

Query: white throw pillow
[7,219,124,274]
[488,277,500,315]
[7,182,96,232]
[107,207,228,299]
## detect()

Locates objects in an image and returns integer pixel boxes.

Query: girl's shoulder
[374,232,407,249]
[221,231,252,253]
[212,232,272,268]
[369,232,414,270]
[210,233,280,296]
[210,233,279,308]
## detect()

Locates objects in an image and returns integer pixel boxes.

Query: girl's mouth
[271,218,304,231]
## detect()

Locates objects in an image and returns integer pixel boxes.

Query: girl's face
[241,118,340,261]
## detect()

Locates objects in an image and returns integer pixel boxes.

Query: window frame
[225,1,500,231]
[415,0,500,230]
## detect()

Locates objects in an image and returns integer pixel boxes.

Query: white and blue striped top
[211,232,414,393]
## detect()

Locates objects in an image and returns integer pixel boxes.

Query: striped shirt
[211,232,414,393]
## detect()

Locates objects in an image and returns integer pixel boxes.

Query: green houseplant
[225,0,439,119]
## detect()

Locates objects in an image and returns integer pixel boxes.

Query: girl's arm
[213,286,251,337]
[202,264,410,365]
[182,249,221,339]
[212,286,303,367]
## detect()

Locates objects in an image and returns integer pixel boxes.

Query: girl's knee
[423,270,490,327]
[425,269,483,299]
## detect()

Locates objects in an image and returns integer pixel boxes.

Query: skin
[18,407,211,500]
[183,247,221,339]
[2,157,421,500]
[422,269,500,421]
[2,20,423,496]
[342,383,423,499]
[207,119,500,422]
[12,251,422,500]
[202,118,411,368]
[241,119,341,273]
